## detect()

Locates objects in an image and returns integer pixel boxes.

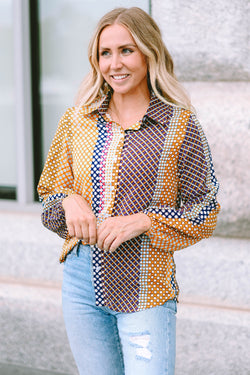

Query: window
[0,0,16,199]
[0,0,150,202]
[39,0,150,161]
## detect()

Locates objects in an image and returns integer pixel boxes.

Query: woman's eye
[101,50,110,57]
[122,48,133,54]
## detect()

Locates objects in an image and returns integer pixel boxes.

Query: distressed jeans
[62,244,177,375]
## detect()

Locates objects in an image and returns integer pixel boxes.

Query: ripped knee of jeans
[129,331,152,361]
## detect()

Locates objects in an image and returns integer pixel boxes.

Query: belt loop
[76,240,81,257]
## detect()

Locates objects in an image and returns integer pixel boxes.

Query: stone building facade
[152,0,250,238]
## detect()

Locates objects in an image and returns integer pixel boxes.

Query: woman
[37,7,220,375]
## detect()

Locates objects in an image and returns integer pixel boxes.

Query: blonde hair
[75,7,192,110]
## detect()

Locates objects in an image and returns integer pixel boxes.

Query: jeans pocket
[163,299,177,315]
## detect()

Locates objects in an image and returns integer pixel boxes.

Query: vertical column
[13,0,34,204]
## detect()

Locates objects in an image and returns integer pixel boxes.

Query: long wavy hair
[75,7,192,110]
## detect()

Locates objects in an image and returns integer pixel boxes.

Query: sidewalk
[0,363,70,375]
[0,210,249,375]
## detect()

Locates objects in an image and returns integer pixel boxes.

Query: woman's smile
[111,74,130,81]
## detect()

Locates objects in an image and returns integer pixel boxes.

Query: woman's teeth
[112,75,128,80]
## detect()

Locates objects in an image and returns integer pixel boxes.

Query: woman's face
[98,24,148,97]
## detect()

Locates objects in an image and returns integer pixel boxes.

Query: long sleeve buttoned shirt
[37,92,220,313]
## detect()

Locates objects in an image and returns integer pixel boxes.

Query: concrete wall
[152,0,250,81]
[152,1,250,238]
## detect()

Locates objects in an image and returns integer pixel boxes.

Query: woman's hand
[62,194,97,244]
[97,213,151,253]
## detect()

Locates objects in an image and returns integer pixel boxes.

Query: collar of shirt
[79,91,173,130]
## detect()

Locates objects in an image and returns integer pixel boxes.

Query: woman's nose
[110,53,122,69]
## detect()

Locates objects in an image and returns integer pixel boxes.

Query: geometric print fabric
[37,92,220,312]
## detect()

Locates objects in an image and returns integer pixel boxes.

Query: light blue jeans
[62,244,177,375]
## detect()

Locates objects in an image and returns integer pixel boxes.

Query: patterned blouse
[37,92,220,313]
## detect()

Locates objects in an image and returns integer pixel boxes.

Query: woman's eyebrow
[119,43,137,48]
[99,43,137,50]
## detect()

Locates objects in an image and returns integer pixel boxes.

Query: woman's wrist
[62,193,79,211]
[136,212,151,232]
[62,195,72,211]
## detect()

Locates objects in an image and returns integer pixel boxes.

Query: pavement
[0,207,249,375]
[0,363,70,375]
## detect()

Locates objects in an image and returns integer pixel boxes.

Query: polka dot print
[38,92,220,313]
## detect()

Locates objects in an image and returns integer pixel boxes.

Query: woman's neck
[109,89,151,129]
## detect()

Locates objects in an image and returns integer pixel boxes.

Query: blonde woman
[38,7,220,375]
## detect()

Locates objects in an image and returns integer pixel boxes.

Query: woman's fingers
[80,218,97,244]
[88,218,98,245]
[104,236,123,253]
[97,213,151,252]
[62,194,97,242]
[66,221,76,238]
[97,225,110,249]
[97,229,117,252]
[80,222,90,243]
